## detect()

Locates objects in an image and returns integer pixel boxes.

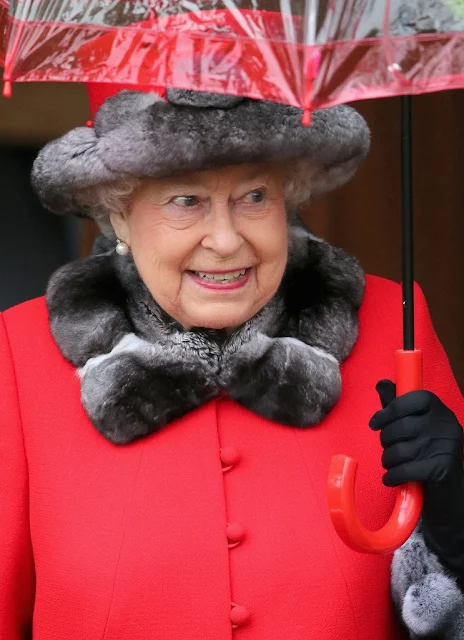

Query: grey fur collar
[46,226,365,444]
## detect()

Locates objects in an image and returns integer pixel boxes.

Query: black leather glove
[369,380,464,582]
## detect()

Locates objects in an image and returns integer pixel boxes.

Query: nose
[201,206,244,257]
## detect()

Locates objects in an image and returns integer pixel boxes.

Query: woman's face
[111,164,288,329]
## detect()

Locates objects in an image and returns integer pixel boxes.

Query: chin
[191,309,252,330]
[195,318,244,330]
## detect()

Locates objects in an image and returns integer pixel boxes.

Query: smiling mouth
[188,268,249,284]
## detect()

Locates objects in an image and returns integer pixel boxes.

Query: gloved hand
[369,381,464,583]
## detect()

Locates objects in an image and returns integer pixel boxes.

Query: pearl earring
[115,239,130,256]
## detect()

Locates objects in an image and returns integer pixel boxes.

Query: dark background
[1,82,462,389]
[0,147,79,310]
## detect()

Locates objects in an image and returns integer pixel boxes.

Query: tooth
[194,269,247,282]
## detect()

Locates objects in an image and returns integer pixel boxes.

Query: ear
[110,211,131,245]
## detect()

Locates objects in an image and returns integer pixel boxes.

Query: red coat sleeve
[414,283,464,423]
[0,314,35,637]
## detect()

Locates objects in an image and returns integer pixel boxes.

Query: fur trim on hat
[46,224,364,444]
[32,90,370,216]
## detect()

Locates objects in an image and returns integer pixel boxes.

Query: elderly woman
[1,87,463,639]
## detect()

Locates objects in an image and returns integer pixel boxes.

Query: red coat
[1,275,462,639]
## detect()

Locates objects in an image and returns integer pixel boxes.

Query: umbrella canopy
[1,1,464,113]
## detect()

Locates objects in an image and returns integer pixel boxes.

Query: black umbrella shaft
[401,95,415,351]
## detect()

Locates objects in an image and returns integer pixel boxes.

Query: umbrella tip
[2,79,12,98]
[302,108,312,127]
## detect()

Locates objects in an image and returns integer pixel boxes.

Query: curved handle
[327,349,424,554]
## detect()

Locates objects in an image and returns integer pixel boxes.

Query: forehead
[147,164,282,191]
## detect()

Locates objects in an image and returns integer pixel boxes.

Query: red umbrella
[2,2,464,113]
[1,0,463,554]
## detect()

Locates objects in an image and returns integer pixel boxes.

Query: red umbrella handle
[327,349,424,554]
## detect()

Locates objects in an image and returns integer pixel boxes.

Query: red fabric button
[230,604,250,627]
[226,522,246,544]
[220,447,240,467]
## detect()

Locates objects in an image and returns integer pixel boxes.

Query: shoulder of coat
[364,274,402,306]
[3,295,48,325]
[2,296,55,356]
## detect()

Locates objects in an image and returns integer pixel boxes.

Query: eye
[171,195,200,207]
[242,188,266,204]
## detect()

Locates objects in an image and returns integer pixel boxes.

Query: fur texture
[32,91,370,216]
[167,89,244,109]
[390,0,464,35]
[46,226,364,445]
[392,525,464,638]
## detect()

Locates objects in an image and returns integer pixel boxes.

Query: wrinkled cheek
[132,252,177,304]
[156,271,184,306]
[171,273,191,307]
[258,246,287,292]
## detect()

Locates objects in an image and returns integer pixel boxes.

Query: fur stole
[46,226,365,444]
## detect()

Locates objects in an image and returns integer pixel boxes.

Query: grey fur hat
[32,88,370,217]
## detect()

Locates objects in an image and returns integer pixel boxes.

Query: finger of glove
[378,415,424,448]
[376,379,396,409]
[382,433,464,474]
[383,460,441,487]
[427,440,464,474]
[381,440,419,470]
[384,451,464,486]
[369,390,432,431]
[423,452,464,483]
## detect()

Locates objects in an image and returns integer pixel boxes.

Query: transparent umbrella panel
[1,1,464,114]
[312,0,464,108]
[0,0,8,66]
[3,0,315,107]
